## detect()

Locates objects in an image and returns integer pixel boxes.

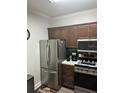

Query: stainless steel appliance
[39,40,66,90]
[74,59,97,93]
[77,39,97,53]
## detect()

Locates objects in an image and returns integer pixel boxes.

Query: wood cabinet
[48,22,97,48]
[89,23,97,38]
[62,26,77,48]
[76,24,89,39]
[68,26,77,48]
[61,64,74,89]
[61,27,70,47]
[48,28,63,39]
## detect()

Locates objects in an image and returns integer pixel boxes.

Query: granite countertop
[62,60,80,66]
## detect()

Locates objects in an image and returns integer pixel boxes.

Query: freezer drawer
[41,68,60,90]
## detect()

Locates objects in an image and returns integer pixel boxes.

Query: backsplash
[66,48,77,58]
[66,48,97,59]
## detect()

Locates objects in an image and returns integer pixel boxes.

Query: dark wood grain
[89,23,97,38]
[76,24,89,39]
[61,64,74,89]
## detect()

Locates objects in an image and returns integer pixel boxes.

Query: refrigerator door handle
[50,71,56,74]
[48,44,50,65]
[57,41,60,60]
[47,42,49,66]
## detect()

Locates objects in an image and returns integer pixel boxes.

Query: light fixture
[48,0,61,3]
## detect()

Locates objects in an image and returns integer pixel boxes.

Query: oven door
[75,71,97,92]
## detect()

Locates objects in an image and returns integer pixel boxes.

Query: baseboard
[34,81,41,90]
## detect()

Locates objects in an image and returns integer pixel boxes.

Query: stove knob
[83,60,85,63]
[87,60,90,63]
[92,61,95,63]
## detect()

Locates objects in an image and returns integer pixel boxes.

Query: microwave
[77,39,97,53]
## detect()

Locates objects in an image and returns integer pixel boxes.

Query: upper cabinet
[48,22,97,48]
[48,28,62,39]
[68,27,77,48]
[76,24,89,39]
[89,23,97,38]
[61,27,70,47]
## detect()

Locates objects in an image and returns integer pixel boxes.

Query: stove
[75,59,97,76]
[75,58,97,68]
[74,58,97,93]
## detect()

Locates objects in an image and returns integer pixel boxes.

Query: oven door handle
[75,70,97,76]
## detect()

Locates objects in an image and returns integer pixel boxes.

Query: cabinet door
[57,27,65,39]
[48,29,56,39]
[89,23,97,38]
[62,26,77,48]
[61,64,74,89]
[76,24,89,39]
[48,28,62,39]
[61,28,70,47]
[68,26,77,48]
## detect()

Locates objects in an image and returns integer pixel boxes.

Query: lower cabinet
[61,64,74,89]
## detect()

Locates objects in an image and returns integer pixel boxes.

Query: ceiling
[27,0,97,17]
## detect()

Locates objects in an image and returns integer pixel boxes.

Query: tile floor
[58,87,74,93]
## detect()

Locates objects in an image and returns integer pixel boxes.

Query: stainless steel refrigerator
[39,39,66,90]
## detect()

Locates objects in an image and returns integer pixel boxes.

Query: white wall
[50,8,97,27]
[27,12,50,86]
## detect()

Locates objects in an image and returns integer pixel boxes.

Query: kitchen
[0,0,123,93]
[27,0,97,93]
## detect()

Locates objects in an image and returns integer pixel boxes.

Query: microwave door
[78,41,89,50]
[88,41,97,50]
[77,39,97,52]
